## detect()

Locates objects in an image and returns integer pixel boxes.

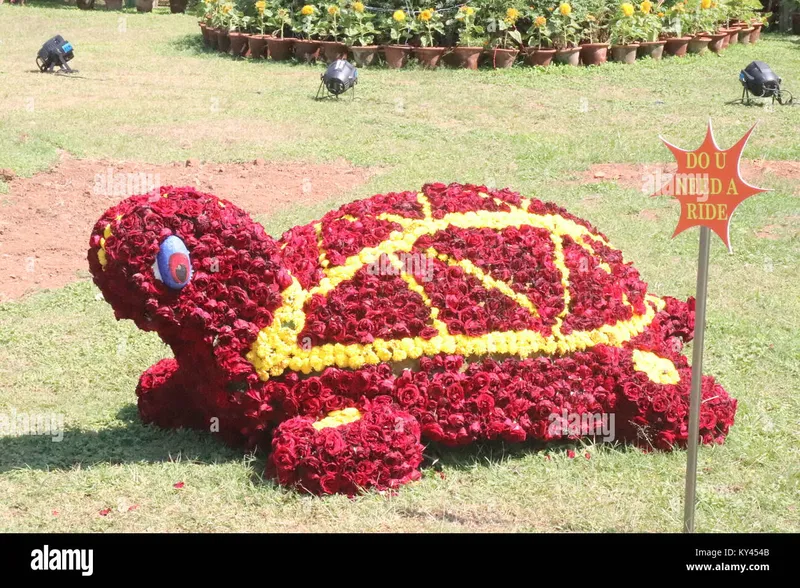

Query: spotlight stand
[738,60,793,106]
[36,35,76,74]
[316,59,358,101]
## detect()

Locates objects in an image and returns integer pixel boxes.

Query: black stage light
[739,61,792,105]
[316,59,358,100]
[37,35,76,74]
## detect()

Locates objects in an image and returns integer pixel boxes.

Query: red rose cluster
[417,225,565,331]
[268,401,423,496]
[299,257,436,346]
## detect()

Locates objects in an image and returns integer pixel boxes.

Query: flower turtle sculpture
[89,183,736,495]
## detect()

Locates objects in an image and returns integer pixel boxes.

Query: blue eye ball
[156,235,192,290]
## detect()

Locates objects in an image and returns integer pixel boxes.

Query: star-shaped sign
[654,121,768,252]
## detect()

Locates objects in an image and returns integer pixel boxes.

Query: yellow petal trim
[632,349,680,385]
[98,223,113,269]
[312,407,362,430]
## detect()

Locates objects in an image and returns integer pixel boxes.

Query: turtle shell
[247,183,663,381]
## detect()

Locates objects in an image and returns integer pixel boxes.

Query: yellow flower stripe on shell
[246,193,667,380]
[248,277,310,377]
[426,246,539,318]
[632,349,680,384]
[417,192,433,220]
[389,252,448,333]
[247,292,664,380]
[312,407,362,430]
[547,232,571,319]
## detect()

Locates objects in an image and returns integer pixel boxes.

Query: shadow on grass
[15,0,79,9]
[170,33,216,57]
[0,401,631,484]
[0,404,242,474]
[168,34,333,71]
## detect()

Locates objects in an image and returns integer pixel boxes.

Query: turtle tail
[660,295,696,344]
[627,295,696,359]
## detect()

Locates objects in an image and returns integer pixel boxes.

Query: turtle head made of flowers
[88,186,288,356]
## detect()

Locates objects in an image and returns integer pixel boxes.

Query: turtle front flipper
[268,402,424,496]
[136,358,207,430]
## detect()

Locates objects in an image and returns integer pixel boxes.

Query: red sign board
[656,122,768,252]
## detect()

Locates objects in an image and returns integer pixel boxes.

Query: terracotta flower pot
[794,13,800,35]
[384,45,411,69]
[486,47,519,68]
[247,34,268,59]
[207,27,219,50]
[293,39,320,63]
[77,0,96,9]
[228,32,249,57]
[105,0,124,9]
[580,43,609,66]
[750,22,763,42]
[637,40,666,60]
[554,46,581,66]
[524,47,556,66]
[610,43,639,64]
[452,46,484,70]
[413,47,446,69]
[135,0,157,12]
[664,36,691,57]
[687,36,711,54]
[267,37,294,61]
[737,27,754,44]
[199,24,210,46]
[216,29,231,53]
[717,28,730,49]
[350,45,379,67]
[707,32,727,53]
[727,26,741,45]
[169,0,188,13]
[320,41,348,63]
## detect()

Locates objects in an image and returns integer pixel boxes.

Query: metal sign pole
[683,225,711,533]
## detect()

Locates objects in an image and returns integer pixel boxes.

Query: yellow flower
[393,9,406,22]
[640,0,652,13]
[255,0,265,13]
[301,4,314,15]
[534,15,547,27]
[327,5,339,15]
[701,0,711,8]
[460,5,475,15]
[559,3,571,16]
[621,3,635,17]
[352,1,364,12]
[418,8,433,22]
[506,7,520,22]
[657,11,664,17]
[221,2,232,13]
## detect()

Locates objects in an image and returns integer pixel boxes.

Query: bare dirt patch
[581,160,800,194]
[0,153,370,302]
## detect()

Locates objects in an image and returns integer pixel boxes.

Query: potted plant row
[198,0,765,70]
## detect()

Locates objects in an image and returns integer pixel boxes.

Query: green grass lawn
[0,5,798,532]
